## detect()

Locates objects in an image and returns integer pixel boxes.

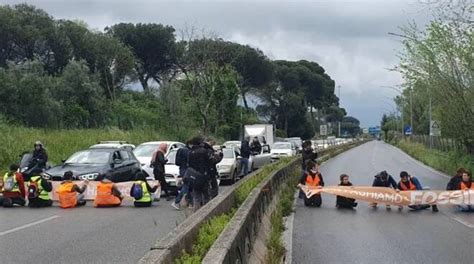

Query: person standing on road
[1,164,26,207]
[28,172,53,208]
[250,137,262,155]
[371,170,397,210]
[336,174,357,209]
[397,171,438,212]
[172,141,192,210]
[298,161,324,207]
[57,171,88,208]
[187,136,212,212]
[302,140,318,169]
[130,172,159,207]
[94,174,123,207]
[240,137,251,177]
[152,143,172,201]
[205,138,223,199]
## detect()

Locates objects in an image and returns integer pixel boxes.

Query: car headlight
[78,173,99,180]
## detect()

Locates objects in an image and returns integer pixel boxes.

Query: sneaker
[386,205,391,211]
[352,202,358,208]
[432,205,439,212]
[171,202,180,210]
[398,206,403,211]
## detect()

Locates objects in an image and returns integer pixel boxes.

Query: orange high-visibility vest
[57,182,77,209]
[306,174,321,187]
[460,181,474,191]
[399,180,416,191]
[94,182,121,207]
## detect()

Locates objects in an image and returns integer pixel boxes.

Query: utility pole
[338,85,341,137]
[429,95,432,149]
[410,88,413,135]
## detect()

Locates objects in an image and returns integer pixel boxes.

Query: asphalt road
[291,141,474,264]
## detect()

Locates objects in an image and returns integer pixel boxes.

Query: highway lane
[291,141,474,264]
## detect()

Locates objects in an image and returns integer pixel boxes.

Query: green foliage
[396,140,474,176]
[175,210,235,264]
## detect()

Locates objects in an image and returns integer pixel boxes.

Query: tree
[341,116,361,137]
[107,23,179,93]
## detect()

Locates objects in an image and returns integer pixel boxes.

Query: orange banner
[300,186,474,206]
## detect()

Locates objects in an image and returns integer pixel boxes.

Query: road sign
[404,125,412,135]
[320,125,327,136]
[368,126,381,135]
[430,120,441,136]
[363,128,369,134]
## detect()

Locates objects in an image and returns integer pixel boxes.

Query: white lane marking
[0,215,60,236]
[284,192,298,264]
[441,211,474,229]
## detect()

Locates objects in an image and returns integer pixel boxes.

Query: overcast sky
[4,0,433,127]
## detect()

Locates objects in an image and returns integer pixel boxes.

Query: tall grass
[0,121,181,171]
[396,140,474,176]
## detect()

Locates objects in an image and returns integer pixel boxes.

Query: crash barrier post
[138,139,368,264]
[201,140,368,264]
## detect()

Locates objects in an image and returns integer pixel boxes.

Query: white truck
[244,124,275,170]
[244,124,275,146]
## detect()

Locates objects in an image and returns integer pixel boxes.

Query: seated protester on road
[1,164,26,207]
[130,172,159,207]
[453,170,474,212]
[298,160,324,207]
[28,170,53,208]
[371,170,397,210]
[397,171,438,212]
[446,167,468,190]
[336,174,357,209]
[250,137,262,155]
[57,171,89,208]
[94,174,123,207]
[187,136,212,212]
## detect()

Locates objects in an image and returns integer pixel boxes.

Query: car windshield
[222,148,235,159]
[65,150,110,164]
[273,143,292,150]
[166,150,177,164]
[133,144,159,158]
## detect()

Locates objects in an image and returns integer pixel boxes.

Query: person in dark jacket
[451,169,473,212]
[240,137,251,177]
[152,143,172,201]
[250,137,262,154]
[28,171,53,208]
[298,161,324,207]
[301,140,318,169]
[397,171,437,212]
[371,170,397,210]
[31,141,48,169]
[1,164,26,207]
[336,174,357,209]
[204,138,223,199]
[130,172,159,207]
[446,168,467,190]
[172,141,192,210]
[187,136,212,212]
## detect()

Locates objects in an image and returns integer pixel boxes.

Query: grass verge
[396,140,474,175]
[174,158,294,263]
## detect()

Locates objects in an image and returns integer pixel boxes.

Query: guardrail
[138,139,368,264]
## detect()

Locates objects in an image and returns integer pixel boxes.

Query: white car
[223,140,255,172]
[217,146,241,184]
[164,149,181,191]
[270,142,297,160]
[133,141,185,179]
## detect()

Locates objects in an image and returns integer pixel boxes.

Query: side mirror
[61,159,66,163]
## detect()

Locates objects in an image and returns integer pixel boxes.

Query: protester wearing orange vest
[57,171,89,208]
[298,161,324,207]
[397,171,438,212]
[455,170,473,212]
[94,174,123,207]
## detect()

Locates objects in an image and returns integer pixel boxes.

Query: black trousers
[28,198,53,208]
[134,201,152,207]
[1,196,26,207]
[154,171,170,197]
[336,196,356,208]
[304,194,322,207]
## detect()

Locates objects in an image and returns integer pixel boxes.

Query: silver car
[217,146,242,184]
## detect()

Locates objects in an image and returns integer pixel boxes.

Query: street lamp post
[381,85,413,137]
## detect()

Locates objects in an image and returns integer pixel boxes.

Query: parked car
[89,141,135,151]
[250,144,273,170]
[43,148,141,182]
[270,142,297,161]
[284,137,302,153]
[133,141,185,178]
[217,146,241,184]
[223,140,254,172]
[164,149,180,193]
